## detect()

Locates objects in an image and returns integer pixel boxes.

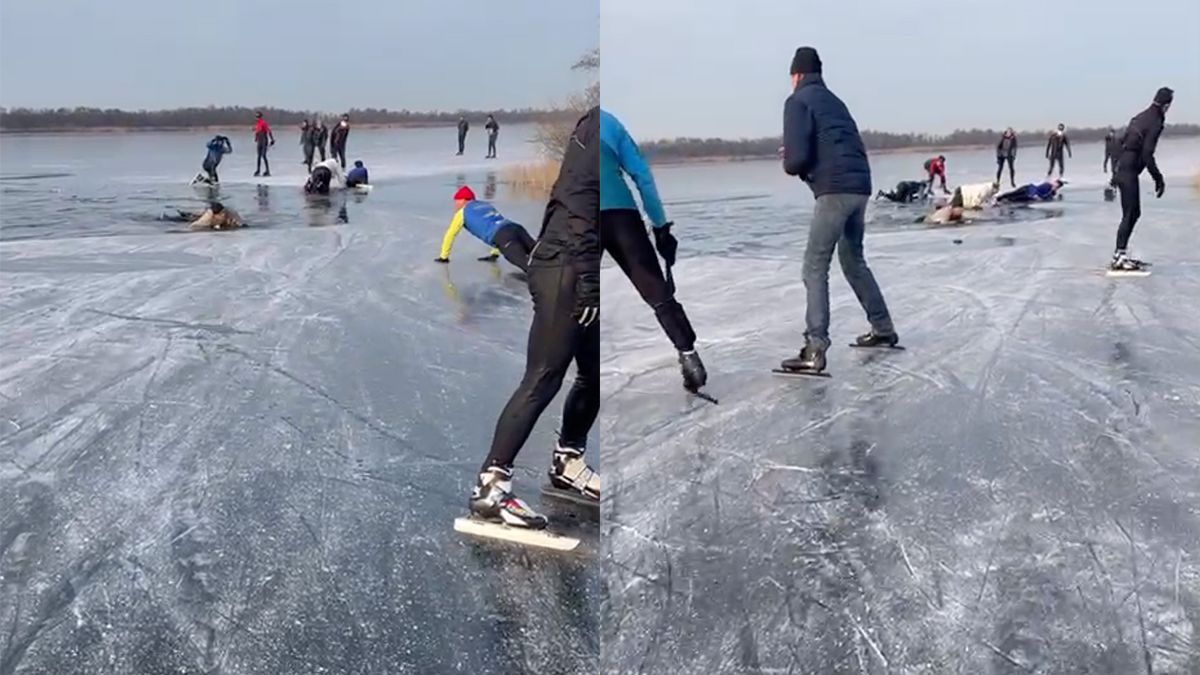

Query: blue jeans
[802,194,894,348]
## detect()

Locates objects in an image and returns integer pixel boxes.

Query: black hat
[1154,87,1174,105]
[790,47,822,75]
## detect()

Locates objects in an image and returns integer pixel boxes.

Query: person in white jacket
[955,181,1000,209]
[304,158,346,195]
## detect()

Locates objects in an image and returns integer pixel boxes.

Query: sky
[602,0,1200,140]
[0,0,597,113]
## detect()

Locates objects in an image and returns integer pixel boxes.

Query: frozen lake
[600,138,1200,673]
[0,125,599,674]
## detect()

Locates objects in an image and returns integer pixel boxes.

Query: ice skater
[600,108,708,394]
[467,107,600,532]
[924,155,951,195]
[995,179,1065,204]
[1103,126,1121,198]
[300,120,317,172]
[1110,87,1171,273]
[1045,123,1071,178]
[485,114,500,158]
[330,114,350,168]
[197,134,232,183]
[456,115,469,155]
[253,111,275,177]
[345,160,369,188]
[304,158,345,195]
[778,46,898,377]
[875,179,928,203]
[995,128,1018,187]
[434,185,535,271]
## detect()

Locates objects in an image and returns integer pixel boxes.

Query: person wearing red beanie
[435,185,535,270]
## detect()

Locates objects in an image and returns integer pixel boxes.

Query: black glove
[477,254,499,262]
[575,270,599,328]
[653,223,678,268]
[1154,175,1165,198]
[434,257,449,263]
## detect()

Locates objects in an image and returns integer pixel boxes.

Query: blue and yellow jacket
[439,200,510,259]
[599,109,667,227]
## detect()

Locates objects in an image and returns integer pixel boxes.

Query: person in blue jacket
[345,160,369,187]
[435,185,534,271]
[600,108,707,393]
[778,47,898,376]
[198,135,232,183]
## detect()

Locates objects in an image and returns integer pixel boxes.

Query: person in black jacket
[779,47,897,376]
[315,120,329,162]
[469,107,600,527]
[995,128,1018,187]
[330,114,350,168]
[456,116,470,155]
[299,120,316,172]
[1103,127,1120,173]
[1045,123,1071,178]
[485,114,499,158]
[1110,87,1172,272]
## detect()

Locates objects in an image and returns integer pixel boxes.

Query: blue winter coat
[782,74,872,197]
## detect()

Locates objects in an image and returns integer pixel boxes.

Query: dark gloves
[653,222,678,268]
[434,257,449,263]
[477,254,499,262]
[575,270,599,328]
[1154,175,1165,198]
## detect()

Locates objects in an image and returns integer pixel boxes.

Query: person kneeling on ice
[199,135,233,183]
[600,108,707,393]
[875,179,928,203]
[995,179,1064,204]
[779,47,900,377]
[467,107,601,532]
[304,158,345,195]
[345,160,369,188]
[178,202,244,231]
[434,186,535,271]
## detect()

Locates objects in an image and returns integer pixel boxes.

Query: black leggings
[256,143,270,174]
[202,156,220,182]
[1114,172,1141,252]
[493,223,534,272]
[601,209,696,352]
[484,262,599,469]
[1046,154,1064,177]
[457,133,467,154]
[995,156,1015,184]
[332,145,346,168]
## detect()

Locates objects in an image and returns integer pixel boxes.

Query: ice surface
[601,139,1200,673]
[0,128,597,674]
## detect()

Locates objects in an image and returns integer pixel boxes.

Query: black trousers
[484,261,599,469]
[332,145,346,168]
[202,156,220,182]
[493,223,534,272]
[1046,154,1065,177]
[256,143,270,174]
[487,134,498,157]
[1114,172,1141,252]
[995,156,1015,184]
[601,209,696,352]
[302,145,315,172]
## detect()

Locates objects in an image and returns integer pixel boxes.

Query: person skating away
[1110,87,1172,272]
[330,114,350,168]
[468,107,601,530]
[779,46,898,377]
[995,128,1018,187]
[485,114,499,158]
[252,111,275,177]
[1045,123,1071,178]
[345,160,369,188]
[300,120,317,172]
[875,179,928,203]
[304,158,345,195]
[199,135,232,183]
[924,155,951,195]
[456,115,469,155]
[315,120,329,162]
[434,185,535,271]
[995,179,1065,204]
[599,109,707,393]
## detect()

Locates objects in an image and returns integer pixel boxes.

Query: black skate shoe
[546,446,599,504]
[851,330,903,350]
[679,350,708,392]
[469,467,547,529]
[776,343,829,378]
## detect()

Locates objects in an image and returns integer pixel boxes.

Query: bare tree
[535,49,599,159]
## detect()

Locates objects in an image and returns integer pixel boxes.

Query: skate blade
[453,517,580,552]
[848,344,906,350]
[541,485,600,509]
[771,368,832,379]
[1103,269,1151,278]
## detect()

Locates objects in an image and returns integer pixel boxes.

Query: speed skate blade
[848,344,906,350]
[541,484,600,509]
[453,517,580,552]
[772,368,832,379]
[1104,269,1151,278]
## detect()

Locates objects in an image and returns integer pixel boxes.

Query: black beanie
[1154,87,1174,105]
[790,47,822,75]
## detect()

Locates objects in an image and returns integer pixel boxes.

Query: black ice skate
[774,344,830,379]
[849,330,904,350]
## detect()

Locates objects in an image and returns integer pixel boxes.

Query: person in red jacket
[253,111,275,177]
[924,155,949,195]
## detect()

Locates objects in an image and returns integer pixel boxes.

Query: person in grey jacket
[995,128,1018,187]
[779,46,898,376]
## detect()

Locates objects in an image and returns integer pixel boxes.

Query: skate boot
[853,330,901,348]
[469,466,547,529]
[781,343,827,374]
[548,445,599,502]
[1110,251,1143,272]
[679,350,708,391]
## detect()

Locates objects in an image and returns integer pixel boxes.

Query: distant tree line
[641,124,1200,162]
[0,105,574,131]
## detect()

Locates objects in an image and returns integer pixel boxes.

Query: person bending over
[435,186,534,271]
